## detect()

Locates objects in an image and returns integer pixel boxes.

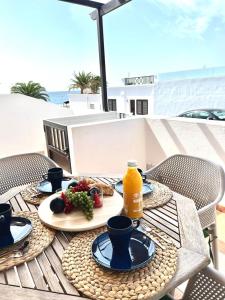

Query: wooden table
[0,177,210,300]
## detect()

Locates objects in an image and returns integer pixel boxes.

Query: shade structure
[59,0,132,111]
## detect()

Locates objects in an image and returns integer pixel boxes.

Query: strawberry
[93,192,103,208]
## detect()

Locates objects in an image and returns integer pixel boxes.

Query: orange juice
[123,161,143,219]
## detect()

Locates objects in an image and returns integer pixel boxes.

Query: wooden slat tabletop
[0,177,210,300]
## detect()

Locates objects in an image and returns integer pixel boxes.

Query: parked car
[177,109,225,120]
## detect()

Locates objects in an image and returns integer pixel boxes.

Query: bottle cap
[128,160,138,167]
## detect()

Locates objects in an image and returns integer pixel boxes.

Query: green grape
[65,190,94,220]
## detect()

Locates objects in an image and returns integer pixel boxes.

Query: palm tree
[11,81,49,101]
[69,71,92,94]
[90,75,101,94]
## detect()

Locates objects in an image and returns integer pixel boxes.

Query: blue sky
[0,0,225,92]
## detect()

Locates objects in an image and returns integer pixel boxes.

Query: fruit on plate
[88,187,101,197]
[52,180,103,220]
[61,192,74,214]
[65,190,93,220]
[67,181,78,189]
[49,179,113,220]
[93,192,103,208]
[50,197,65,213]
[88,182,114,196]
[71,180,89,192]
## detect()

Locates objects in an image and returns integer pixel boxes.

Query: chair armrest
[198,204,216,229]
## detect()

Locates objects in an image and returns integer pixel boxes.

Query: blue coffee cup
[0,203,12,235]
[107,216,140,255]
[137,168,147,182]
[43,167,63,192]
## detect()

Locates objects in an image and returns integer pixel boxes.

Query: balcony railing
[123,75,155,85]
[63,116,225,176]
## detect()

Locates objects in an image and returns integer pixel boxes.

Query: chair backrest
[146,154,225,210]
[182,266,225,300]
[0,153,57,195]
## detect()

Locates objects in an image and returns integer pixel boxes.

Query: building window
[136,100,148,115]
[130,99,135,115]
[108,99,117,111]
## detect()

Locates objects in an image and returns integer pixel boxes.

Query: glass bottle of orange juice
[123,160,143,219]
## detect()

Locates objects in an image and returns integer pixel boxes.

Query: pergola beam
[59,0,132,111]
[96,9,108,111]
[59,0,103,9]
[90,0,131,20]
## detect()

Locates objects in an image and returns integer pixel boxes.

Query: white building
[69,84,154,116]
[153,76,225,116]
[69,74,225,117]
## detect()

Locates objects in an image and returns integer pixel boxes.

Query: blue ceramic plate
[37,178,78,194]
[115,180,154,195]
[0,217,32,249]
[92,230,155,272]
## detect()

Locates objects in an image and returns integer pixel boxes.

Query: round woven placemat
[62,227,177,300]
[0,211,55,271]
[20,182,49,205]
[143,180,173,209]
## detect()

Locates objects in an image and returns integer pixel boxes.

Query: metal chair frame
[0,152,57,196]
[182,266,225,299]
[145,154,225,269]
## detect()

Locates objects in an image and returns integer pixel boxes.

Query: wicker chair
[0,152,57,195]
[145,154,225,269]
[182,266,225,299]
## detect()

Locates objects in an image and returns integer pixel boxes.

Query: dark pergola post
[59,0,131,111]
[96,8,108,111]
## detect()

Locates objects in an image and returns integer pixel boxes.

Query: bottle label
[133,199,141,203]
[132,193,141,203]
[124,192,143,219]
[133,192,142,201]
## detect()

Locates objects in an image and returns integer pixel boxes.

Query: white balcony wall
[0,94,73,158]
[145,117,225,170]
[68,117,147,176]
[68,116,225,176]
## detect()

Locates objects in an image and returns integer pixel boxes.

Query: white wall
[107,76,225,117]
[69,94,102,114]
[144,117,225,170]
[69,86,156,115]
[0,94,73,158]
[108,85,154,115]
[154,76,225,116]
[69,90,154,115]
[69,117,147,176]
[68,116,225,176]
[108,85,154,98]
